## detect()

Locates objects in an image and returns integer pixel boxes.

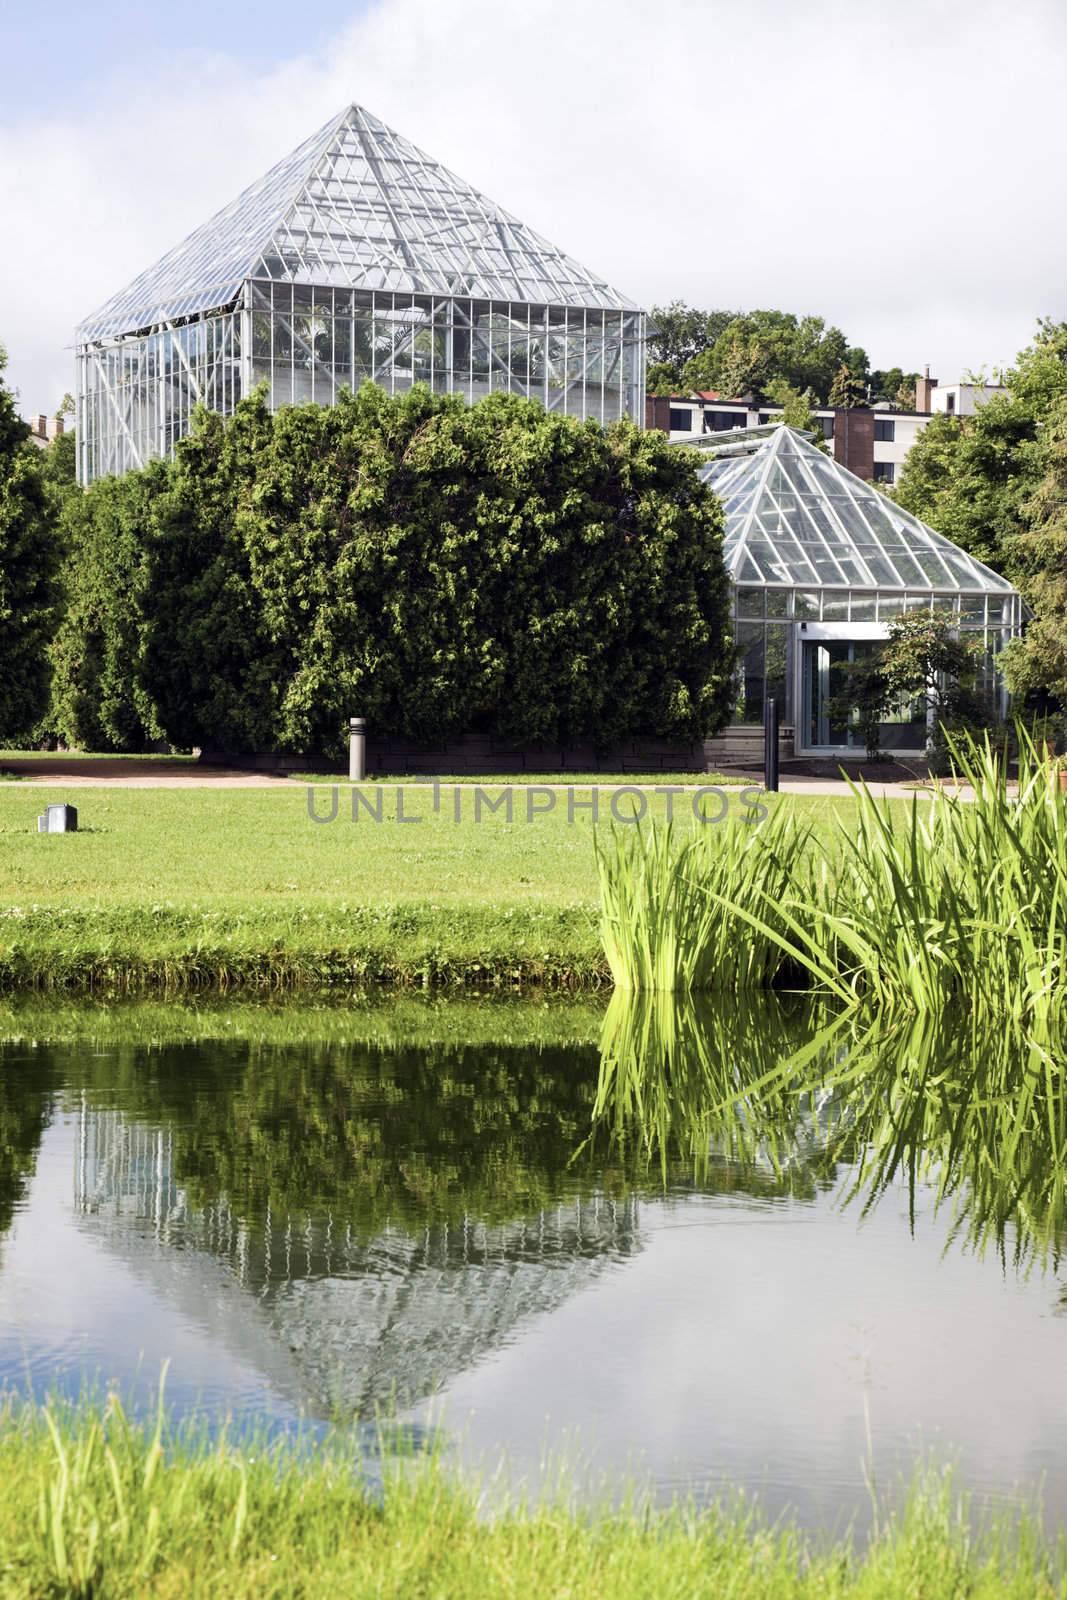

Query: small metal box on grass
[37,803,78,834]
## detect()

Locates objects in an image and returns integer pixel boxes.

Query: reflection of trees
[0,1048,56,1238]
[593,995,1067,1272]
[71,1038,608,1238]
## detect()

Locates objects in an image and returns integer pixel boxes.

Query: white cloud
[3,0,1066,409]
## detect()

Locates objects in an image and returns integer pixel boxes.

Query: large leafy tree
[136,384,735,757]
[0,345,62,740]
[998,393,1067,712]
[646,303,737,393]
[682,311,855,403]
[894,320,1067,574]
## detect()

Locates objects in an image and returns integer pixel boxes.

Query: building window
[874,418,896,442]
[873,461,896,484]
[945,392,956,414]
[820,415,835,439]
[704,409,746,432]
[669,408,694,432]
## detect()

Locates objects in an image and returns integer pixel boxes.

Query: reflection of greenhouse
[75,103,644,483]
[686,426,1024,756]
[74,1106,640,1417]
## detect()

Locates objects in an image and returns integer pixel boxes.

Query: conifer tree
[0,345,62,739]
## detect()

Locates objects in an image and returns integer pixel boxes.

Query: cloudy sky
[2,0,1065,411]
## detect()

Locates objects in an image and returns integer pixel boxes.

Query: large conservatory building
[75,104,644,484]
[689,425,1023,758]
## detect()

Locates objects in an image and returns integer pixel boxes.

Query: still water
[2,995,1066,1533]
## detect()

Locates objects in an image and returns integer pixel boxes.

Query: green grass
[0,749,192,762]
[0,1396,1061,1600]
[0,784,868,992]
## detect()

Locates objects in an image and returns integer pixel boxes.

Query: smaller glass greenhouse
[687,425,1023,755]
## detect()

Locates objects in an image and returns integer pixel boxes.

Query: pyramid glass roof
[78,104,636,342]
[691,426,1016,596]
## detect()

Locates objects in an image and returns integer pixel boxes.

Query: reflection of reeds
[594,991,1067,1270]
[596,730,1067,1024]
[591,988,849,1188]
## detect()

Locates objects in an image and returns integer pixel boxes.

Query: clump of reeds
[595,728,1067,1023]
[594,806,843,993]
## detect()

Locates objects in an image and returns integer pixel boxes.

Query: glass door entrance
[803,641,855,749]
[802,639,927,752]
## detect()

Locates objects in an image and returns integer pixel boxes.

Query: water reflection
[2,996,1067,1527]
[75,1099,639,1417]
[594,992,1067,1270]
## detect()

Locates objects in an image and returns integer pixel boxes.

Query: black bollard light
[763,697,780,793]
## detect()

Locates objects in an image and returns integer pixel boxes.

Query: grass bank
[0,785,865,992]
[0,1397,1059,1600]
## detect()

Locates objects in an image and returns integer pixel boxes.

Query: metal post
[349,717,366,783]
[764,697,780,793]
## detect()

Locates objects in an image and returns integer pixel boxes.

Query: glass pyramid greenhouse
[685,425,1022,753]
[75,103,644,483]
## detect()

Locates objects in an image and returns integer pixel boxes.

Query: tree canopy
[646,303,891,406]
[892,319,1067,725]
[52,384,736,758]
[0,346,62,740]
[894,319,1067,575]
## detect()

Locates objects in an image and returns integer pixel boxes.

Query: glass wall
[246,282,642,423]
[78,287,644,483]
[78,308,242,483]
[730,586,1024,728]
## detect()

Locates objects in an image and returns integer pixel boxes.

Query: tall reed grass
[596,729,1067,1020]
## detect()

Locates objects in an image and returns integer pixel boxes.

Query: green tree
[830,610,983,760]
[0,344,62,741]
[998,393,1067,716]
[141,395,282,753]
[893,320,1067,574]
[46,464,167,750]
[646,360,683,397]
[140,385,735,757]
[646,303,736,390]
[685,332,771,399]
[827,361,866,409]
[763,381,829,451]
[682,310,851,404]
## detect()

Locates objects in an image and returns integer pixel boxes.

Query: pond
[1,994,1066,1537]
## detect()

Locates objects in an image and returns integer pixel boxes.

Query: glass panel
[765,623,788,717]
[736,587,764,619]
[734,622,765,723]
[765,590,789,618]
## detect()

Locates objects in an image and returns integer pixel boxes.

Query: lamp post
[763,697,779,793]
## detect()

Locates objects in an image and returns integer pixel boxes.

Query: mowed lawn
[0,784,876,986]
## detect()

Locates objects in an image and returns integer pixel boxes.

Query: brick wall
[833,408,875,479]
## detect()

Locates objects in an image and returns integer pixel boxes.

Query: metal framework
[76,104,644,483]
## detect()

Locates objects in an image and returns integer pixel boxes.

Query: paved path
[1,756,944,799]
